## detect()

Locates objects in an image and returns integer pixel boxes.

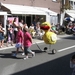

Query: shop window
[70,1,73,6]
[52,0,57,2]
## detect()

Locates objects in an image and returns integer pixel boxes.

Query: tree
[64,0,70,9]
[60,0,70,12]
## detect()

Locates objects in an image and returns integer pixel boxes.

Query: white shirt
[13,22,18,31]
[29,26,34,30]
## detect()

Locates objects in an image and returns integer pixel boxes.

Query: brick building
[0,0,60,34]
[0,0,60,13]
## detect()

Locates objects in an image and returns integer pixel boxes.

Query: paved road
[0,34,75,75]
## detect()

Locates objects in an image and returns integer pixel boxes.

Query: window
[70,1,73,5]
[52,0,57,2]
[70,1,73,9]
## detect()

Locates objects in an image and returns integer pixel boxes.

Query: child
[12,26,24,57]
[70,54,75,75]
[23,27,35,60]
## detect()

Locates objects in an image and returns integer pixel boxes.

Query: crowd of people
[0,18,42,47]
[66,21,75,35]
[0,18,61,48]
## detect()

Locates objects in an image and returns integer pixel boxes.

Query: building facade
[69,0,75,9]
[0,0,60,14]
[0,0,60,34]
[65,0,75,19]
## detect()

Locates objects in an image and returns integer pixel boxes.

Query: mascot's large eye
[51,34,57,41]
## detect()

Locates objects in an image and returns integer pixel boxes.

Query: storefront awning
[1,3,47,15]
[65,10,75,18]
[1,3,57,16]
[34,7,57,16]
[66,12,75,18]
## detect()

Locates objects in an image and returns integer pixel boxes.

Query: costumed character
[40,22,57,53]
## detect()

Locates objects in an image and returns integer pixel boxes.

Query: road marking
[1,63,17,75]
[33,41,44,44]
[58,45,75,52]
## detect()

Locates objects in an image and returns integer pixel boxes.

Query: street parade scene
[0,0,75,75]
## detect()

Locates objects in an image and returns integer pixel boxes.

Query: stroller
[35,42,56,54]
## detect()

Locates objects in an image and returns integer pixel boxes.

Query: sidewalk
[0,34,72,50]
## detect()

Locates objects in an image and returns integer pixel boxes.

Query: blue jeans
[24,46,32,55]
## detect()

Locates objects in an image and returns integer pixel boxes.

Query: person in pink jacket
[12,26,24,57]
[23,27,35,60]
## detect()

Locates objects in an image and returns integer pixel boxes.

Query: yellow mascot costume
[40,22,57,53]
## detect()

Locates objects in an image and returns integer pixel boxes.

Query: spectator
[36,24,44,39]
[32,19,36,30]
[29,23,34,30]
[13,18,18,43]
[19,19,24,30]
[51,24,58,34]
[56,23,60,31]
[6,20,13,46]
[36,24,40,35]
[23,23,28,29]
[29,23,36,38]
[72,23,75,34]
[0,22,4,48]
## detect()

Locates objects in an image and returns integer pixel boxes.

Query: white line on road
[58,45,75,52]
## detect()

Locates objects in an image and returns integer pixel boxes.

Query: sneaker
[23,56,28,60]
[12,53,17,57]
[32,52,35,57]
[22,53,25,55]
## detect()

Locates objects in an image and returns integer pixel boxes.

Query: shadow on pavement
[0,50,45,59]
[32,50,43,53]
[11,52,75,75]
[0,51,24,59]
[61,35,75,40]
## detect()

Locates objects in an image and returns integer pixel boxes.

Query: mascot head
[40,22,51,31]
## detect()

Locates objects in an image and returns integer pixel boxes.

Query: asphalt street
[0,35,75,75]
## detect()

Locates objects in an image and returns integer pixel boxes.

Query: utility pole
[60,0,65,26]
[60,0,70,25]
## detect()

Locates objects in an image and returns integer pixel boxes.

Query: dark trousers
[24,46,32,55]
[14,31,17,43]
